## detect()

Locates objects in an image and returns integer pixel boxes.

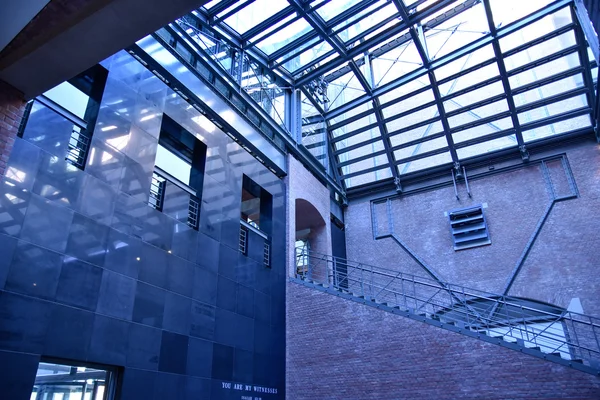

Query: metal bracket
[394,177,402,193]
[520,145,530,162]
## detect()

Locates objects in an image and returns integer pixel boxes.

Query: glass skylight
[168,0,597,191]
[223,0,289,35]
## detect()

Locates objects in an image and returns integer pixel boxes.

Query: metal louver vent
[448,206,491,251]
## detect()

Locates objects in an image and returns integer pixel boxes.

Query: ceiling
[161,0,599,192]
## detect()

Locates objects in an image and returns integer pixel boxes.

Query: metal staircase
[293,249,600,376]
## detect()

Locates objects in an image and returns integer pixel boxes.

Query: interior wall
[0,50,286,400]
[344,139,600,317]
[286,282,600,399]
[285,155,331,278]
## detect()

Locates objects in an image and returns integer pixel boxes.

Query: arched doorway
[295,199,327,281]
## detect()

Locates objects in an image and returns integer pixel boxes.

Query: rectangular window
[150,115,207,230]
[241,175,272,233]
[31,360,118,400]
[240,175,273,262]
[39,65,108,170]
[448,205,491,250]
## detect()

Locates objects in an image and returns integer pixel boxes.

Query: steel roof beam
[288,0,347,57]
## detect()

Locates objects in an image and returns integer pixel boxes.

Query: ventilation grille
[448,206,491,251]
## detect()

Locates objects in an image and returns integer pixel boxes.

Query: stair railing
[294,248,600,370]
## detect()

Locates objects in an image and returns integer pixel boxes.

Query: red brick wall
[344,140,600,317]
[286,282,600,399]
[285,155,332,277]
[0,81,25,177]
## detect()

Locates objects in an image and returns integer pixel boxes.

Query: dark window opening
[240,175,273,263]
[240,175,272,234]
[150,115,207,230]
[31,359,118,400]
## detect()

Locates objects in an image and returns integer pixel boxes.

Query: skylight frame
[182,0,596,192]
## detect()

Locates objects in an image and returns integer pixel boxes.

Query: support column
[0,80,26,178]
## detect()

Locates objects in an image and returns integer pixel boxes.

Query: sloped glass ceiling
[171,0,597,190]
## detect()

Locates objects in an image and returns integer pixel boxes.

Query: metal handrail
[295,248,600,368]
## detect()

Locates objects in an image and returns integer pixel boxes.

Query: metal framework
[163,0,598,194]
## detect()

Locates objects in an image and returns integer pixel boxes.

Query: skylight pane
[335,126,381,149]
[518,94,588,125]
[316,0,362,21]
[447,99,510,129]
[504,31,577,72]
[522,114,591,142]
[337,141,385,160]
[397,152,452,175]
[508,53,581,90]
[489,0,554,28]
[371,39,422,87]
[255,18,312,55]
[499,6,572,52]
[336,3,398,43]
[381,89,435,120]
[329,102,372,126]
[394,136,448,161]
[389,121,444,148]
[344,167,393,188]
[332,113,377,138]
[343,154,389,172]
[378,75,430,106]
[434,45,495,81]
[328,71,367,110]
[456,136,518,159]
[301,92,321,118]
[386,105,439,133]
[282,41,333,73]
[443,81,505,110]
[202,0,223,10]
[422,3,489,61]
[513,74,585,108]
[250,14,296,43]
[452,117,513,143]
[438,63,500,97]
[224,0,290,35]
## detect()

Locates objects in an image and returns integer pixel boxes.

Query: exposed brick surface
[344,141,600,316]
[0,81,25,178]
[285,155,331,277]
[286,282,600,400]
